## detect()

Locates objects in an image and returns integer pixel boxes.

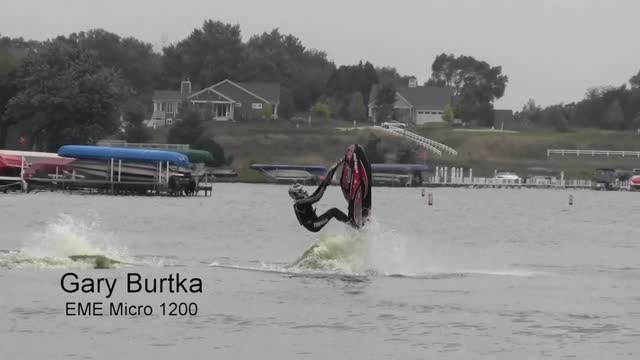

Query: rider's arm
[294,159,344,207]
[323,159,344,184]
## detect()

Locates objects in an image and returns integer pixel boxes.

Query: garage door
[416,111,443,125]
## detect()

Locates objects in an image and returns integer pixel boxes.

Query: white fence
[426,166,597,189]
[547,149,640,158]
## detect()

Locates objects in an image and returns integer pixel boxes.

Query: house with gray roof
[147,79,280,128]
[493,109,517,130]
[368,78,454,125]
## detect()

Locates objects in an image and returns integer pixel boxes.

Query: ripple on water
[290,323,355,331]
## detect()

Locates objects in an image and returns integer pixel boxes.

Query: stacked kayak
[58,145,190,167]
[56,145,191,182]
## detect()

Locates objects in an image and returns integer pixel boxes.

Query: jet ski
[340,144,372,228]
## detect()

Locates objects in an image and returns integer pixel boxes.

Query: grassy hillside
[417,127,640,160]
[415,127,640,177]
[213,123,407,168]
[154,120,640,178]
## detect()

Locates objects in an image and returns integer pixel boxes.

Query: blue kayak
[58,145,190,167]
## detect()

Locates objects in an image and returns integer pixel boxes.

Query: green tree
[244,29,335,111]
[632,112,640,129]
[375,66,412,87]
[262,103,273,120]
[364,134,385,163]
[162,20,246,88]
[630,70,640,89]
[0,55,19,148]
[347,92,367,121]
[167,106,205,145]
[606,99,625,129]
[122,99,151,143]
[310,102,331,118]
[375,83,396,122]
[427,53,508,126]
[547,106,570,132]
[324,96,341,118]
[64,29,161,95]
[193,136,228,166]
[6,41,127,151]
[518,98,543,124]
[442,104,455,124]
[278,86,296,119]
[329,61,378,105]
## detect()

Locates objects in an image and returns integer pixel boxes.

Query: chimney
[181,79,192,95]
[408,77,418,88]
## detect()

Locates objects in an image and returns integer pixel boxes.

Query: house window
[167,103,174,113]
[252,103,263,110]
[235,103,242,107]
[166,118,173,125]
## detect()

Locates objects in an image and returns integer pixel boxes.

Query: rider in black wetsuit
[289,161,349,232]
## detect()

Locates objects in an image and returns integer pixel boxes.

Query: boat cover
[58,145,190,167]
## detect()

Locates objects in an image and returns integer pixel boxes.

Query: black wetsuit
[293,182,349,232]
[293,163,349,232]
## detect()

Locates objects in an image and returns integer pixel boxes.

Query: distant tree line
[0,30,156,150]
[0,21,427,150]
[516,71,640,132]
[4,18,637,154]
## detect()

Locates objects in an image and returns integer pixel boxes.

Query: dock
[422,166,629,190]
[1,153,214,196]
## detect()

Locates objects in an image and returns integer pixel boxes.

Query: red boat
[631,168,640,191]
[0,153,24,177]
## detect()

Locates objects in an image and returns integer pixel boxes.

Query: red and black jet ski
[340,144,372,228]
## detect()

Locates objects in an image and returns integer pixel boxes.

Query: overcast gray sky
[1,0,638,110]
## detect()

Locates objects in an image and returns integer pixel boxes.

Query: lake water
[1,184,640,359]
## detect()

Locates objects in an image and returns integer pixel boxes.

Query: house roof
[153,90,186,101]
[494,109,515,125]
[233,82,280,104]
[153,80,280,104]
[369,85,454,110]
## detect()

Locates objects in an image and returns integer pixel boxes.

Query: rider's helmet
[288,183,308,200]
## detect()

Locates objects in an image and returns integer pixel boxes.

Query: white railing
[376,126,458,156]
[547,149,640,158]
[0,155,28,191]
[426,166,596,189]
[393,127,458,156]
[427,176,595,188]
[375,126,442,156]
